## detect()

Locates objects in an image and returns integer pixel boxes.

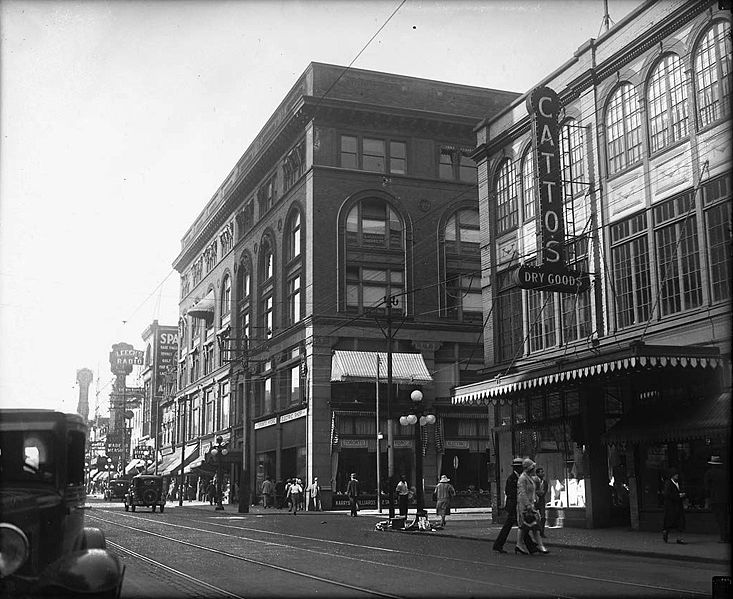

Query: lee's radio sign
[516,85,590,294]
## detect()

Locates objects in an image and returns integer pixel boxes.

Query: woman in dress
[516,458,548,554]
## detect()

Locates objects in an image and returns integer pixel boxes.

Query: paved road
[88,500,724,598]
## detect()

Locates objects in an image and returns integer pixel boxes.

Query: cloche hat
[439,475,450,483]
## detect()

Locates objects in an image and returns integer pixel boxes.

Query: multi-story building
[455,0,730,531]
[167,63,519,508]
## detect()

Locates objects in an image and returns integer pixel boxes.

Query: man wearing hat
[493,457,524,553]
[704,455,729,543]
[433,474,456,528]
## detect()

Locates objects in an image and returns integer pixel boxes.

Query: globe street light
[210,435,229,511]
[399,389,435,518]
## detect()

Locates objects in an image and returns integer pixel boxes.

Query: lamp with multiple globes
[210,435,229,511]
[398,390,435,517]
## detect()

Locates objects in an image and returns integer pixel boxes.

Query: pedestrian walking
[432,475,456,528]
[306,477,322,511]
[493,457,523,554]
[535,466,549,538]
[285,479,293,511]
[261,477,274,508]
[704,456,729,543]
[662,469,686,544]
[396,475,410,517]
[206,480,216,505]
[517,458,547,554]
[287,478,303,515]
[346,473,360,516]
[297,478,306,511]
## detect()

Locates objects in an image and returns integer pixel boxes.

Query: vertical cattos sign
[516,85,589,294]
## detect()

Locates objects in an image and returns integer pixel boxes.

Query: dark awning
[453,343,724,405]
[331,350,432,385]
[602,392,731,445]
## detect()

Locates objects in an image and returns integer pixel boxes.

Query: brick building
[166,63,519,508]
[454,0,731,530]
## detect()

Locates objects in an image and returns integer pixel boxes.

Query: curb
[377,527,730,566]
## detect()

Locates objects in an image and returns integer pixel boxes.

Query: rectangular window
[262,296,273,339]
[496,270,523,362]
[653,192,702,316]
[288,275,301,325]
[528,287,556,352]
[439,149,454,179]
[390,141,406,174]
[363,138,386,172]
[703,174,731,302]
[611,212,651,328]
[289,364,301,405]
[562,238,592,342]
[341,135,358,168]
[220,381,230,430]
[264,377,273,415]
[459,152,477,183]
[346,266,403,313]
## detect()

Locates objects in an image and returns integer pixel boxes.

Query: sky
[0,0,642,416]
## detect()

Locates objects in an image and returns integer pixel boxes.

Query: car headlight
[0,523,30,578]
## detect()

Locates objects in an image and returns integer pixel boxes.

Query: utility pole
[386,295,396,519]
[376,354,381,513]
[178,398,187,507]
[238,337,251,513]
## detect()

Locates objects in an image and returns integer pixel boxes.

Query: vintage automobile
[124,474,166,512]
[104,478,129,502]
[0,409,125,598]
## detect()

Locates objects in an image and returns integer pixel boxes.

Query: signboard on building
[516,85,590,294]
[110,342,143,375]
[155,328,179,396]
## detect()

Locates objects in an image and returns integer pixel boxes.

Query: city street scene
[0,0,730,598]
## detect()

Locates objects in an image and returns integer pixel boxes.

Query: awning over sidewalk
[331,350,433,385]
[188,291,215,320]
[602,392,730,445]
[453,343,723,405]
[161,443,199,476]
[124,459,145,474]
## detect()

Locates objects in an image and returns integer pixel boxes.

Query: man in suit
[492,457,523,553]
[346,473,360,517]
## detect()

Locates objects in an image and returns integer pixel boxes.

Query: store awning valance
[161,443,198,476]
[188,291,215,320]
[452,343,723,406]
[602,392,730,445]
[331,350,433,385]
[124,459,145,474]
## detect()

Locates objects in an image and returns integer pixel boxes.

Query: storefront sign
[280,408,307,423]
[393,440,413,448]
[445,440,470,449]
[156,329,178,394]
[340,439,367,448]
[518,85,589,294]
[254,417,277,430]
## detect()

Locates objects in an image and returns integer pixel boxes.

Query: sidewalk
[177,501,730,566]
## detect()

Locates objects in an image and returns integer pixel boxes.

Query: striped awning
[602,392,731,445]
[161,443,199,476]
[453,344,723,405]
[331,351,433,385]
[124,459,145,474]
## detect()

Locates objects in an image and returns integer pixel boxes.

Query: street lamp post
[211,435,229,511]
[399,389,435,517]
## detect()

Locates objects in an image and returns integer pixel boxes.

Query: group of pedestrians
[493,457,549,556]
[261,476,322,513]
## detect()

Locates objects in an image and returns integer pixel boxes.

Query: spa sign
[516,85,590,294]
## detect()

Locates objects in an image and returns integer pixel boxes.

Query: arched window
[442,208,481,321]
[344,197,405,313]
[287,211,301,261]
[695,20,731,128]
[495,159,518,233]
[259,236,275,339]
[647,54,689,153]
[520,147,536,221]
[220,274,231,323]
[606,83,643,174]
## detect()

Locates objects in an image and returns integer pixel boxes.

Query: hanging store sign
[340,439,367,448]
[280,408,307,423]
[254,418,277,430]
[445,440,470,450]
[517,85,590,294]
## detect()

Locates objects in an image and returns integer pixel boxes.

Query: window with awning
[330,350,432,385]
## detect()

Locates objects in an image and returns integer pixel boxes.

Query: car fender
[41,548,125,595]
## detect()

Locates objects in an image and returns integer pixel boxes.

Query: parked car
[105,478,129,502]
[0,409,125,598]
[124,474,166,512]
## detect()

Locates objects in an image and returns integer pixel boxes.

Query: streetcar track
[108,540,244,599]
[93,510,710,598]
[92,513,567,598]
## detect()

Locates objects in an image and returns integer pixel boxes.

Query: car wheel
[131,505,136,512]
